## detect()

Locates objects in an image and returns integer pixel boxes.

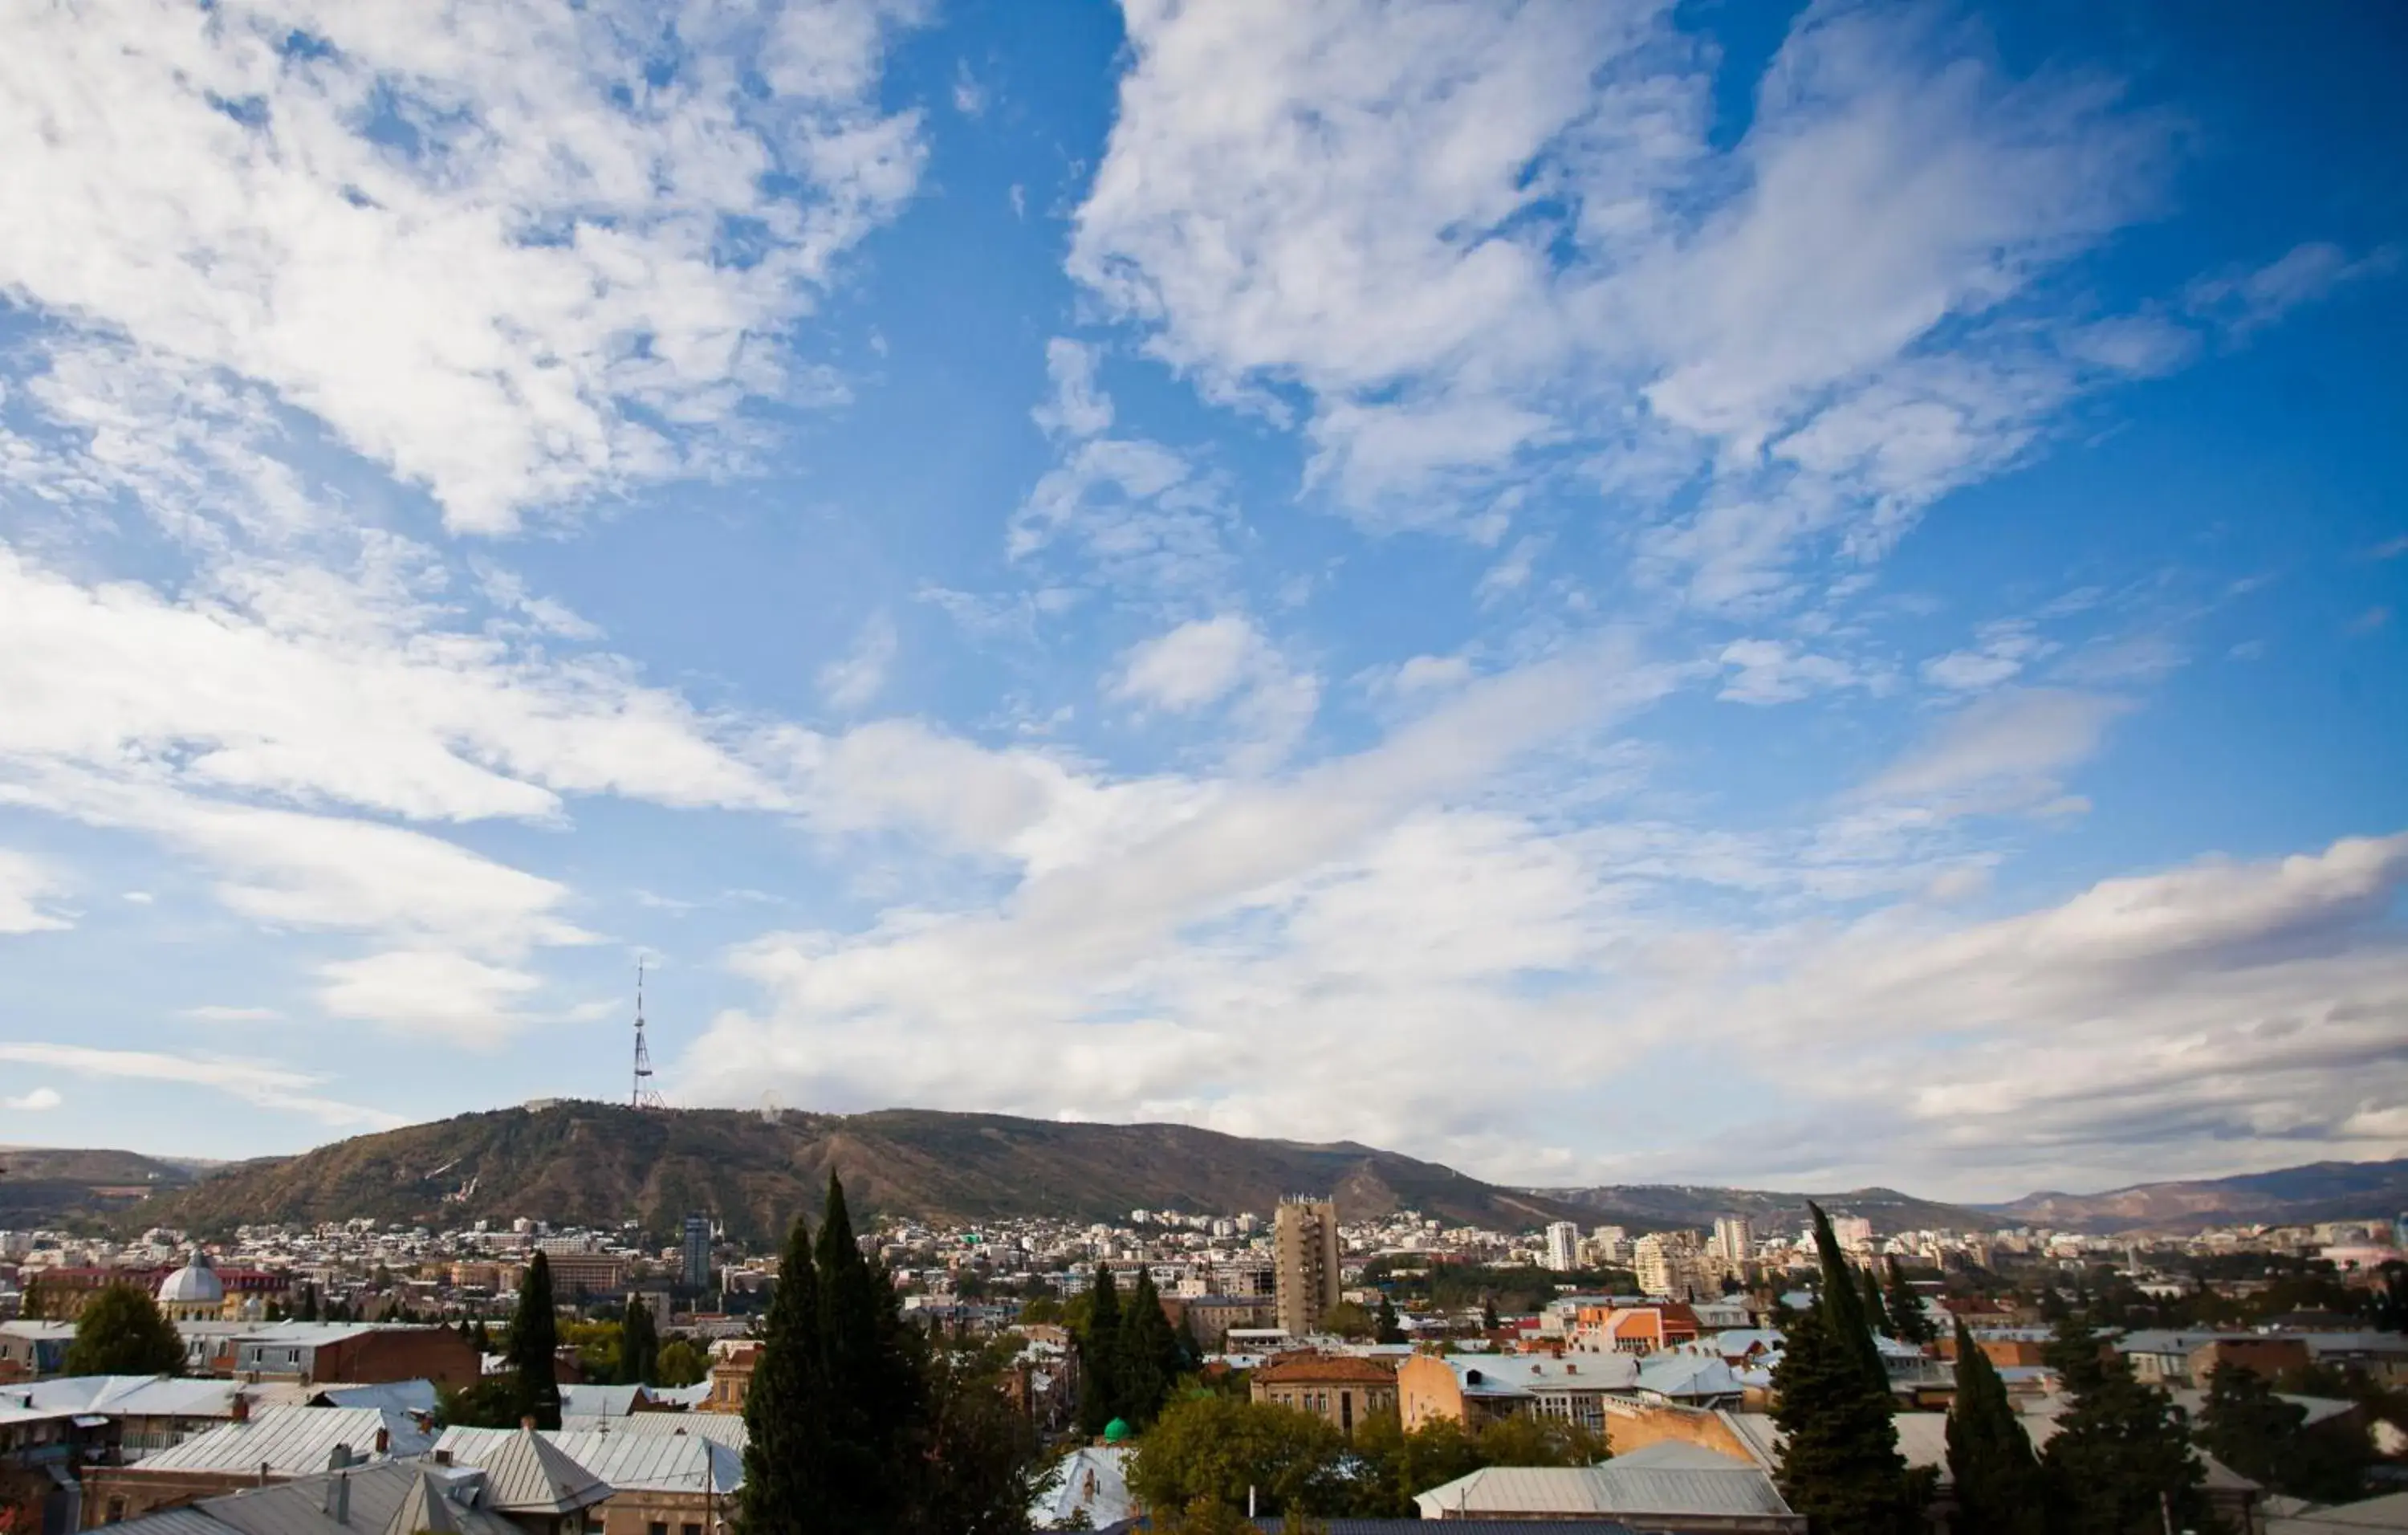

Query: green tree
[436,1376,526,1429]
[1859,1265,1893,1338]
[1019,1293,1064,1325]
[620,1296,659,1386]
[2039,1313,2206,1534]
[1373,1296,1405,1345]
[1079,1266,1125,1436]
[64,1285,184,1376]
[912,1341,1046,1535]
[1128,1394,1345,1518]
[740,1214,828,1535]
[1318,1301,1374,1341]
[814,1172,925,1533]
[16,1275,43,1322]
[2195,1360,2366,1504]
[655,1338,709,1387]
[506,1252,563,1430]
[1473,1414,1606,1467]
[1885,1261,1934,1346]
[1772,1204,1910,1534]
[1117,1269,1183,1427]
[1946,1321,2045,1535]
[1479,1299,1499,1331]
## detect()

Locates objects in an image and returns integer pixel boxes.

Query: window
[107,1500,126,1525]
[682,1523,702,1535]
[650,1521,669,1535]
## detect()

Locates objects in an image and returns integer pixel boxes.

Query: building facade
[1250,1354,1397,1437]
[1272,1199,1340,1338]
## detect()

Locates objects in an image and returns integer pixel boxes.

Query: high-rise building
[1633,1231,1704,1299]
[1274,1198,1340,1337]
[1829,1215,1875,1256]
[682,1214,713,1292]
[1544,1220,1582,1273]
[1711,1215,1754,1266]
[1590,1226,1631,1266]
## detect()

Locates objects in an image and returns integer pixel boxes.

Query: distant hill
[120,1103,1597,1241]
[0,1145,200,1226]
[1989,1159,2408,1233]
[1531,1182,1999,1237]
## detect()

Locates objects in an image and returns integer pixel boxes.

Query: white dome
[157,1251,224,1305]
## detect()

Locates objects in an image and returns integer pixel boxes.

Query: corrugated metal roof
[1259,1521,1641,1535]
[427,1429,611,1513]
[559,1385,645,1418]
[557,1412,746,1448]
[1414,1453,1796,1520]
[133,1407,430,1475]
[2264,1490,2408,1532]
[0,1375,238,1419]
[111,1460,517,1535]
[312,1382,437,1416]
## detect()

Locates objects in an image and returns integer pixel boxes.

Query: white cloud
[1921,618,2051,690]
[2,1087,63,1112]
[2187,242,2399,339]
[0,848,71,934]
[0,544,786,825]
[1072,0,2178,600]
[316,950,543,1048]
[0,1042,402,1130]
[1717,638,1861,705]
[1009,437,1235,598]
[1112,615,1320,770]
[819,613,900,714]
[0,0,928,534]
[1114,616,1264,710]
[1032,339,1116,439]
[1867,687,2130,808]
[180,1006,286,1023]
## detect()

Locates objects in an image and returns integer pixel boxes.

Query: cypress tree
[1859,1264,1893,1337]
[1374,1295,1405,1345]
[1080,1265,1125,1436]
[1772,1203,1910,1533]
[2195,1358,2367,1503]
[620,1296,659,1386]
[2039,1313,2206,1534]
[1947,1321,2045,1535]
[741,1215,828,1535]
[814,1173,923,1532]
[1885,1260,1934,1346]
[1117,1268,1183,1426]
[506,1252,563,1429]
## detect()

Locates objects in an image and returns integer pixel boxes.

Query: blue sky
[1,0,2402,1202]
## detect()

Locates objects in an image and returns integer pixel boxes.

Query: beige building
[1250,1353,1397,1437]
[1273,1199,1340,1338]
[1633,1232,1705,1300]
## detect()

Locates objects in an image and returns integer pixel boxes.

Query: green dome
[1102,1418,1132,1443]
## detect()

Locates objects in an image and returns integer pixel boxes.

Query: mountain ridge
[98,1103,1601,1241]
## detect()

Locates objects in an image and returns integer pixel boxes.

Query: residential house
[437,1428,737,1535]
[1249,1354,1397,1437]
[79,1406,432,1527]
[1413,1441,1804,1533]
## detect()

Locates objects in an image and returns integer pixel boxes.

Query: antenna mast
[631,959,664,1110]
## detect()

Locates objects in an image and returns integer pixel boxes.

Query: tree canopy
[1771,1203,1910,1534]
[2037,1313,2207,1534]
[65,1285,184,1377]
[505,1252,563,1430]
[1946,1321,2045,1535]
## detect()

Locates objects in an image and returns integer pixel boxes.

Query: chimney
[519,1416,536,1433]
[329,1444,352,1472]
[258,1463,271,1488]
[433,1450,453,1468]
[330,1474,350,1525]
[230,1393,250,1424]
[374,1427,388,1456]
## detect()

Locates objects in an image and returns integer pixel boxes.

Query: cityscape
[2,0,2404,1532]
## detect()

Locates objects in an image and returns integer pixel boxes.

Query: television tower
[631,959,664,1110]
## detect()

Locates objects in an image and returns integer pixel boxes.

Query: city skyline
[1,0,2404,1201]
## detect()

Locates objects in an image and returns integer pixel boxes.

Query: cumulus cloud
[1072,0,2177,602]
[2,1087,63,1112]
[0,0,928,534]
[1112,615,1320,770]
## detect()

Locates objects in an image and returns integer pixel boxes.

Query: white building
[1545,1222,1582,1272]
[1712,1215,1754,1267]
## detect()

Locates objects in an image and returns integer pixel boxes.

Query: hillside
[1532,1182,1998,1237]
[0,1145,200,1226]
[122,1104,1596,1241]
[1991,1159,2408,1233]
